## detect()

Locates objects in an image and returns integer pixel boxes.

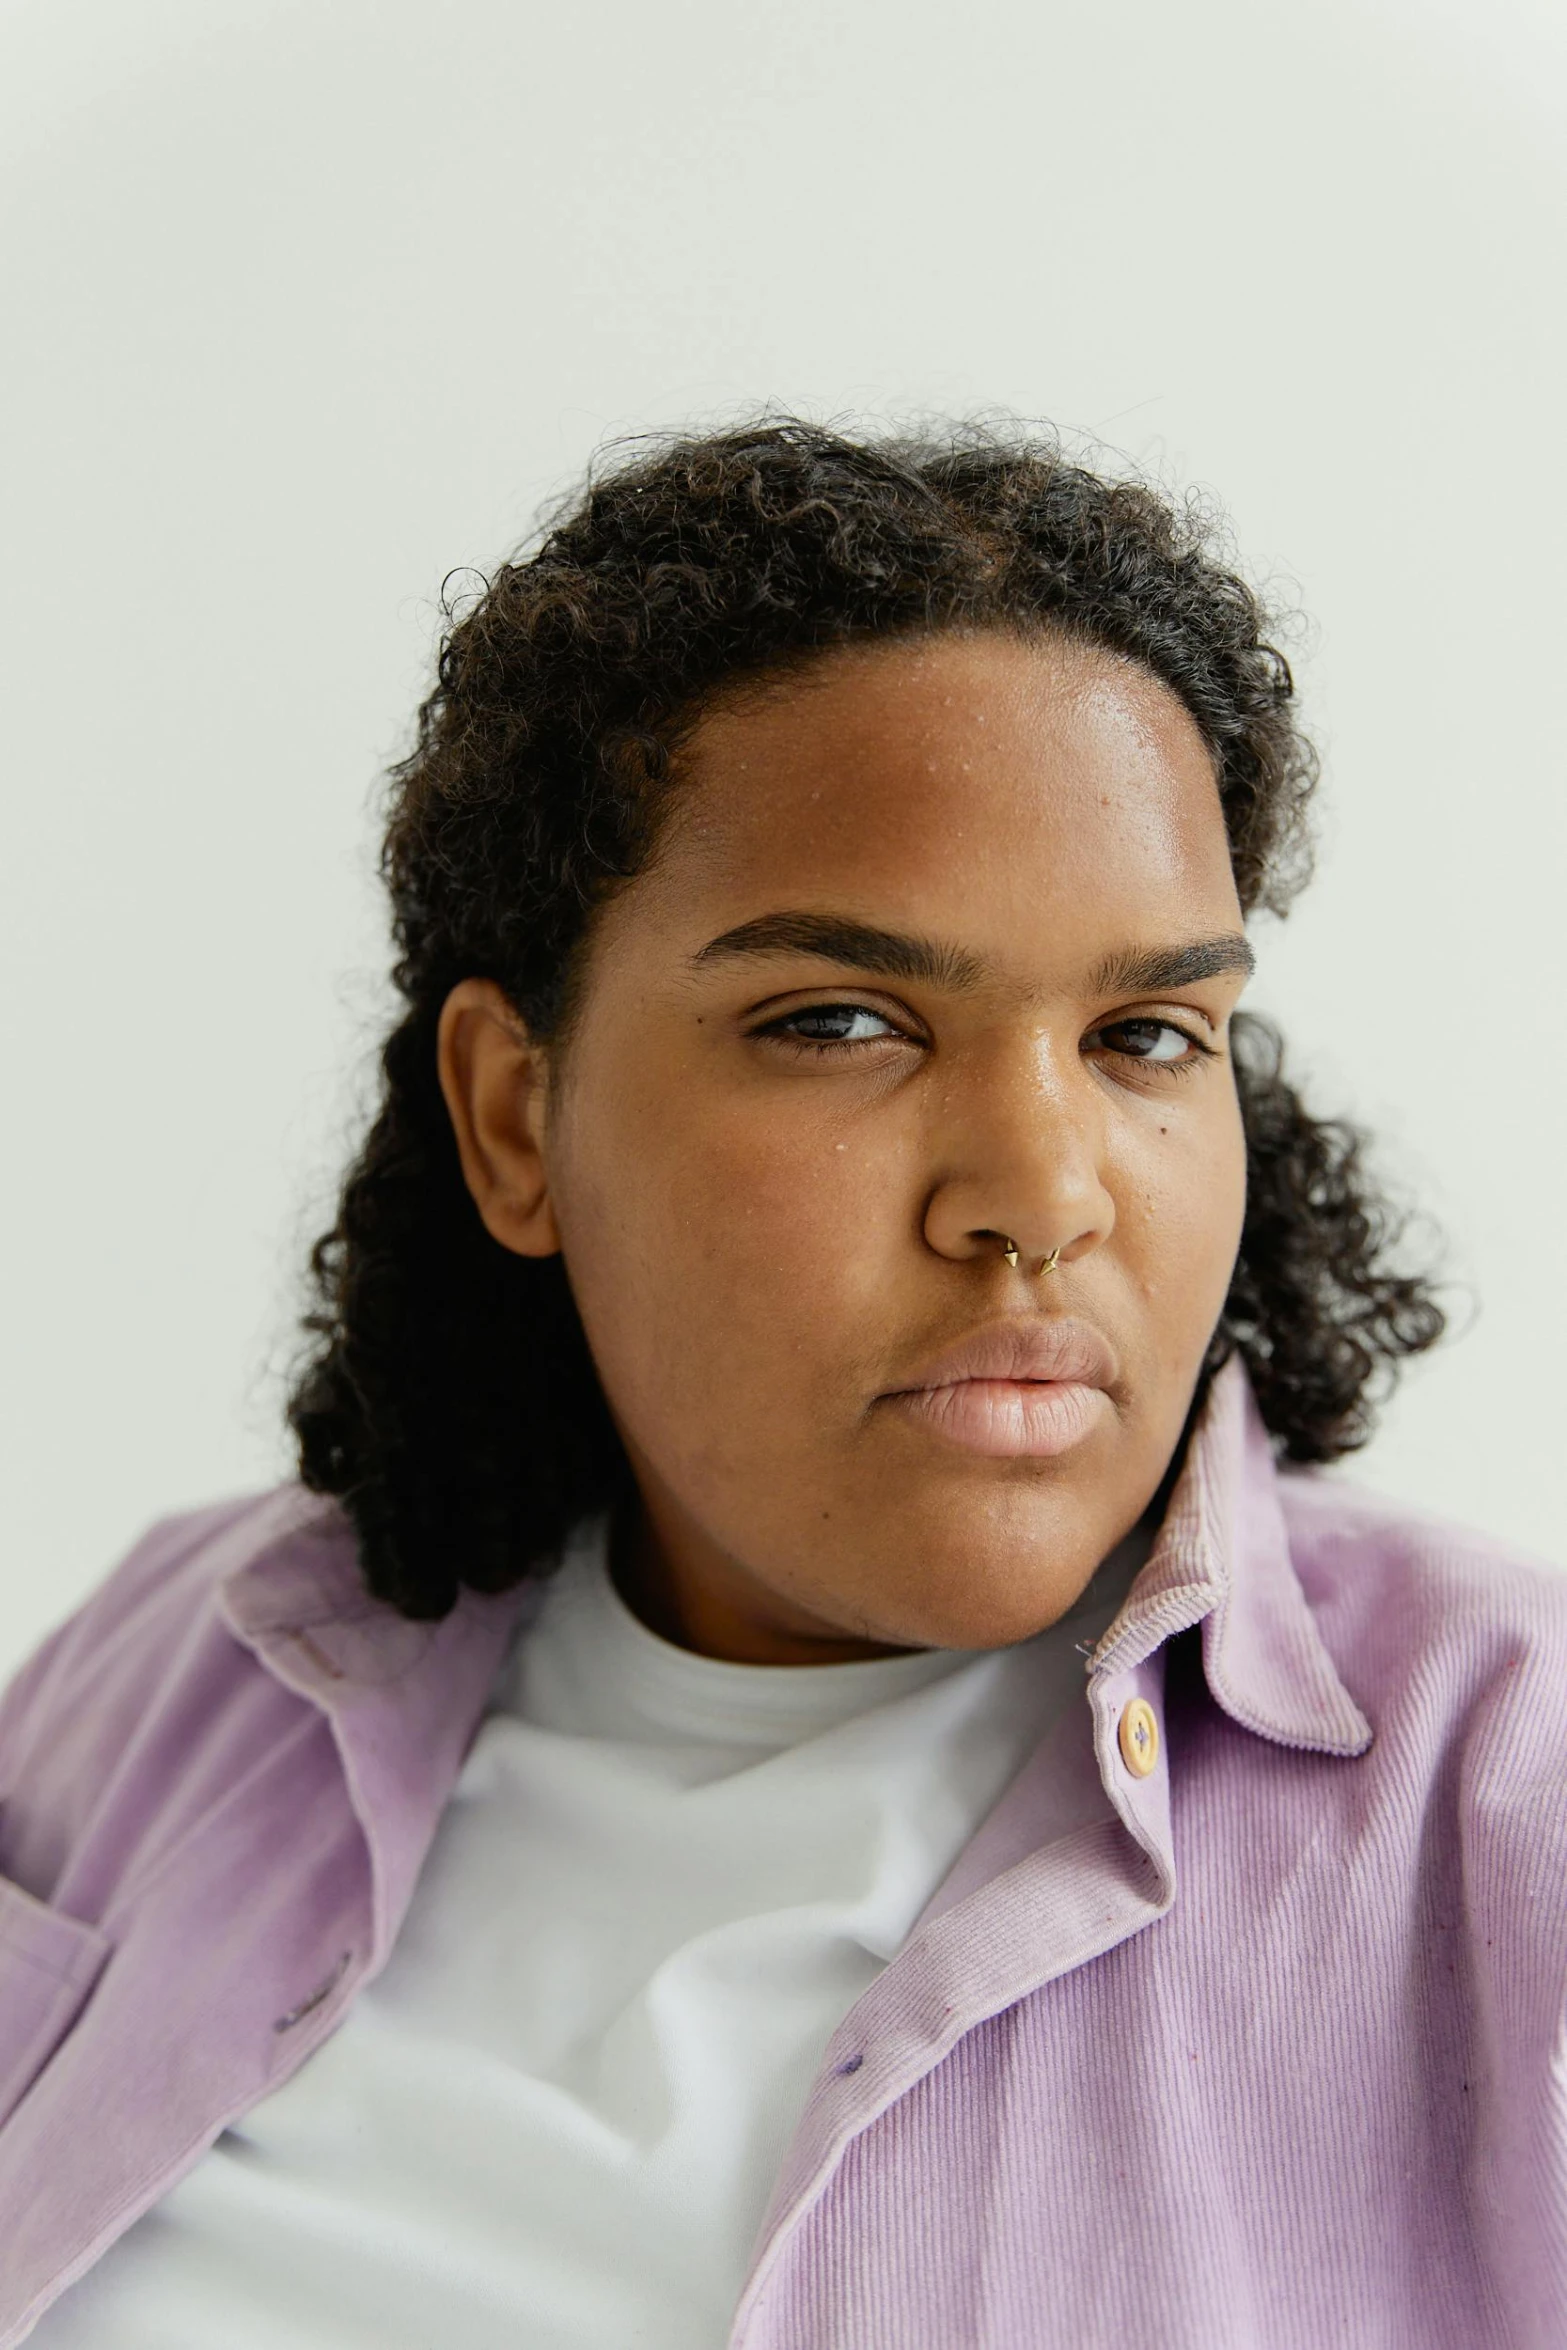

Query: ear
[435,978,561,1258]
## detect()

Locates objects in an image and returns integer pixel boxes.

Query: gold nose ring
[1000,1239,1060,1275]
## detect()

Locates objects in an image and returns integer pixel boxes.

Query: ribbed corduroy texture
[734,1622,1560,2347]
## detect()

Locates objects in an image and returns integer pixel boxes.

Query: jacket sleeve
[1460,1589,1567,2350]
[0,1605,90,1809]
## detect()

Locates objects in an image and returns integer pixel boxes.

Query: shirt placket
[727,1637,1180,2349]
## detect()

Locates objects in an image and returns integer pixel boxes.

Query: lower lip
[886,1378,1108,1459]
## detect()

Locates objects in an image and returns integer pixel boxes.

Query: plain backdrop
[2,0,1564,1680]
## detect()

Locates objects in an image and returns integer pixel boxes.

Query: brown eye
[770,1005,892,1043]
[1088,1019,1211,1068]
[759,1004,904,1048]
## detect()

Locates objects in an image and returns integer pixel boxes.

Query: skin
[437,629,1252,1665]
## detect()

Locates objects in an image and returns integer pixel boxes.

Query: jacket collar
[215,1500,535,1970]
[1091,1352,1371,1755]
[214,1351,1369,1968]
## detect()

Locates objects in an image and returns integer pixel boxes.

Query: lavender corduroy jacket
[1,1353,1565,2347]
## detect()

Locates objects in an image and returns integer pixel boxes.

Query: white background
[2,0,1564,1677]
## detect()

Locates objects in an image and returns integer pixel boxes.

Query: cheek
[1117,1085,1247,1331]
[553,1060,889,1439]
[694,1115,905,1383]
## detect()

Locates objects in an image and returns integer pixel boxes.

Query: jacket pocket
[0,1872,112,2132]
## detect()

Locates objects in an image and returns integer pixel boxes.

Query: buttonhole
[290,1630,346,1681]
[835,2052,864,2076]
[273,1948,354,2033]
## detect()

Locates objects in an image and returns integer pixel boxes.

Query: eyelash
[751,1003,1218,1075]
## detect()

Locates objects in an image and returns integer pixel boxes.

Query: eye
[1086,1017,1214,1072]
[752,1002,909,1055]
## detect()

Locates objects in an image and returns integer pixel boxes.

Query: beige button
[1117,1698,1159,1778]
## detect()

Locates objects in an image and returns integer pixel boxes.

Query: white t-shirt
[32,1512,1148,2350]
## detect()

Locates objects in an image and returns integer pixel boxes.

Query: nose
[921,1033,1116,1272]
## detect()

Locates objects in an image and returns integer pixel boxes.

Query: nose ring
[1000,1238,1060,1276]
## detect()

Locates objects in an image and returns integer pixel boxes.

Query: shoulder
[1277,1463,1565,1650]
[1275,1465,1567,1814]
[0,1482,346,1816]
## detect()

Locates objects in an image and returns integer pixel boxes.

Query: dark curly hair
[284,417,1446,1621]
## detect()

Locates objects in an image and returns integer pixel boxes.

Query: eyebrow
[689,910,1255,999]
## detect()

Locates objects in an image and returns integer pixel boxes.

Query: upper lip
[884,1315,1120,1395]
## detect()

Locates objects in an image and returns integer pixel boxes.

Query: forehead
[620,630,1241,969]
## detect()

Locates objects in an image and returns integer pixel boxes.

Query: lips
[885,1315,1119,1397]
[879,1315,1119,1461]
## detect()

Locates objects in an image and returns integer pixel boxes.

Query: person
[0,419,1562,2350]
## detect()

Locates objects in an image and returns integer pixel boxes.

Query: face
[438,630,1251,1663]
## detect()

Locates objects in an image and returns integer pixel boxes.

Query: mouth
[883,1375,1109,1459]
[877,1314,1119,1460]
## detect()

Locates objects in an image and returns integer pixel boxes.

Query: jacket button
[1117,1698,1159,1777]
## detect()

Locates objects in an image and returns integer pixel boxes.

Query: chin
[851,1568,1100,1657]
[836,1483,1130,1653]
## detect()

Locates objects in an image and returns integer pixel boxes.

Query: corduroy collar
[1091,1352,1371,1756]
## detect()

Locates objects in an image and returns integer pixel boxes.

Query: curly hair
[284,418,1446,1621]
